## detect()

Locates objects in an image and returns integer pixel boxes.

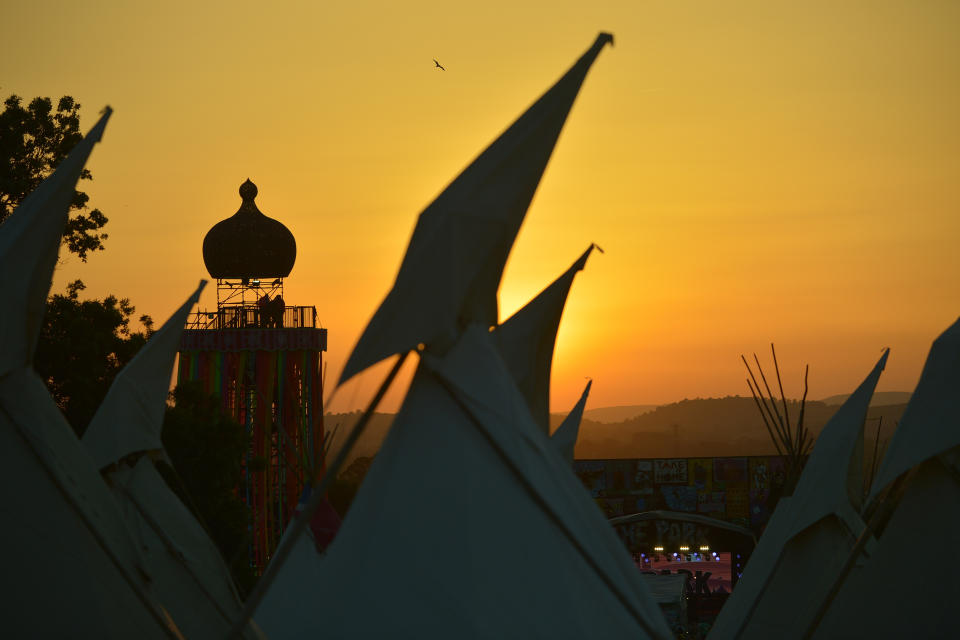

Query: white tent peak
[0,108,112,377]
[868,316,960,503]
[552,379,592,463]
[494,244,595,432]
[339,34,614,385]
[83,280,206,469]
[788,348,888,532]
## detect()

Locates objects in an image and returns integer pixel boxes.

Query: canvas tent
[809,453,960,638]
[82,284,259,639]
[708,351,888,639]
[806,317,960,638]
[867,319,960,504]
[258,325,671,638]
[0,371,180,638]
[0,110,179,637]
[258,247,600,634]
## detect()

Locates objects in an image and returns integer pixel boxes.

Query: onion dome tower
[203,179,296,280]
[178,180,327,573]
[199,179,298,314]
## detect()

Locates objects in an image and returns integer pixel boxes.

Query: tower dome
[202,179,296,279]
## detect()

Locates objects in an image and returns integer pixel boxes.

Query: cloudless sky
[3,0,958,413]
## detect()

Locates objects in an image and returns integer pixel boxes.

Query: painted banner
[574,456,788,535]
[181,327,327,352]
[661,485,698,512]
[632,460,654,495]
[726,487,750,521]
[605,460,636,494]
[749,489,771,527]
[697,491,726,515]
[749,457,769,490]
[714,457,749,489]
[689,458,713,491]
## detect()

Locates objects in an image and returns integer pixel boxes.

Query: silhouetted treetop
[0,95,108,260]
[35,279,151,436]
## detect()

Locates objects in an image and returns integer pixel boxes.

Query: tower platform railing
[185,305,319,330]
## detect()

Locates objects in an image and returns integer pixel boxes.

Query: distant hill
[578,405,659,423]
[550,396,908,460]
[819,391,912,407]
[326,396,909,468]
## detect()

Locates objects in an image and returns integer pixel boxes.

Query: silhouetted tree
[0,94,108,260]
[34,279,152,437]
[160,382,256,596]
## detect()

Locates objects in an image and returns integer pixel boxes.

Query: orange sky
[3,0,958,413]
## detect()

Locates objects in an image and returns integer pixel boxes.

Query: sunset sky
[4,0,958,413]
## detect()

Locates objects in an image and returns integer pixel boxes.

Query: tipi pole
[228,351,410,637]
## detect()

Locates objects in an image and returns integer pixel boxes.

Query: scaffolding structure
[178,277,326,573]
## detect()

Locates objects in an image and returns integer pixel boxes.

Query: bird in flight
[433,58,446,71]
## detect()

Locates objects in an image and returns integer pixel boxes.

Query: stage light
[654,546,664,552]
[673,552,678,558]
[700,545,710,551]
[679,546,689,551]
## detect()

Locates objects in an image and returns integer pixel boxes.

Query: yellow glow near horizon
[3,0,958,413]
